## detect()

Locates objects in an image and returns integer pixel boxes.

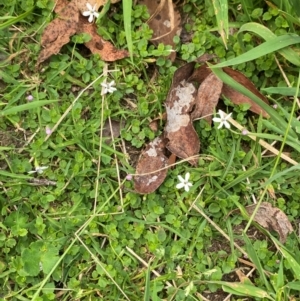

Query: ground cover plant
[1,0,300,300]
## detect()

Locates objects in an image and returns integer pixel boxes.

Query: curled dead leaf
[191,72,223,124]
[134,137,169,194]
[164,62,199,165]
[245,202,293,243]
[189,63,269,118]
[222,67,269,118]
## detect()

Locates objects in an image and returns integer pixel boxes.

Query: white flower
[28,166,48,174]
[176,172,192,192]
[82,3,99,23]
[212,110,232,129]
[101,80,117,95]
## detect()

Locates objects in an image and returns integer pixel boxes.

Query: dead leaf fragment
[189,64,269,118]
[77,15,128,61]
[222,67,269,118]
[139,0,181,61]
[245,202,293,243]
[191,72,223,124]
[37,0,79,65]
[37,0,127,66]
[134,137,169,194]
[164,62,199,165]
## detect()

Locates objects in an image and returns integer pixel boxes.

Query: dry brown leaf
[222,67,269,118]
[245,202,293,243]
[37,0,127,66]
[164,62,199,166]
[134,137,169,194]
[191,72,223,124]
[189,64,269,118]
[37,0,79,66]
[76,15,128,61]
[139,0,181,61]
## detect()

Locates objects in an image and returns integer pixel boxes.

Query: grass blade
[243,234,274,293]
[0,7,33,30]
[144,264,151,301]
[262,87,300,96]
[237,22,300,66]
[1,100,59,116]
[122,0,133,61]
[211,0,228,48]
[212,33,300,68]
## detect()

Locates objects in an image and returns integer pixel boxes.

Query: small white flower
[176,172,192,192]
[212,110,232,129]
[28,166,48,174]
[101,80,117,95]
[82,3,99,23]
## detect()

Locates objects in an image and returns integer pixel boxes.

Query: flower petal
[224,121,230,129]
[217,122,224,129]
[184,185,190,192]
[82,11,90,16]
[177,175,184,183]
[185,172,190,181]
[176,183,185,189]
[88,14,94,22]
[226,112,232,119]
[218,110,226,118]
[212,117,221,123]
[86,3,93,10]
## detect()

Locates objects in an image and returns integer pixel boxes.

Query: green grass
[1,0,300,300]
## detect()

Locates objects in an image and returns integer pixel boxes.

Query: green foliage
[1,0,300,300]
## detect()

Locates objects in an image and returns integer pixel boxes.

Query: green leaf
[221,282,274,299]
[279,247,300,280]
[243,234,274,293]
[212,33,300,68]
[22,248,41,276]
[97,0,111,21]
[288,0,300,17]
[144,263,151,301]
[123,0,133,61]
[262,87,300,96]
[0,7,34,30]
[0,170,32,179]
[276,260,284,291]
[212,0,228,48]
[1,100,59,116]
[40,246,59,274]
[237,22,300,66]
[285,281,300,291]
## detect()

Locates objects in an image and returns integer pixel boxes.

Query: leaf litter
[244,202,293,243]
[134,61,270,194]
[37,0,127,66]
[138,0,181,61]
